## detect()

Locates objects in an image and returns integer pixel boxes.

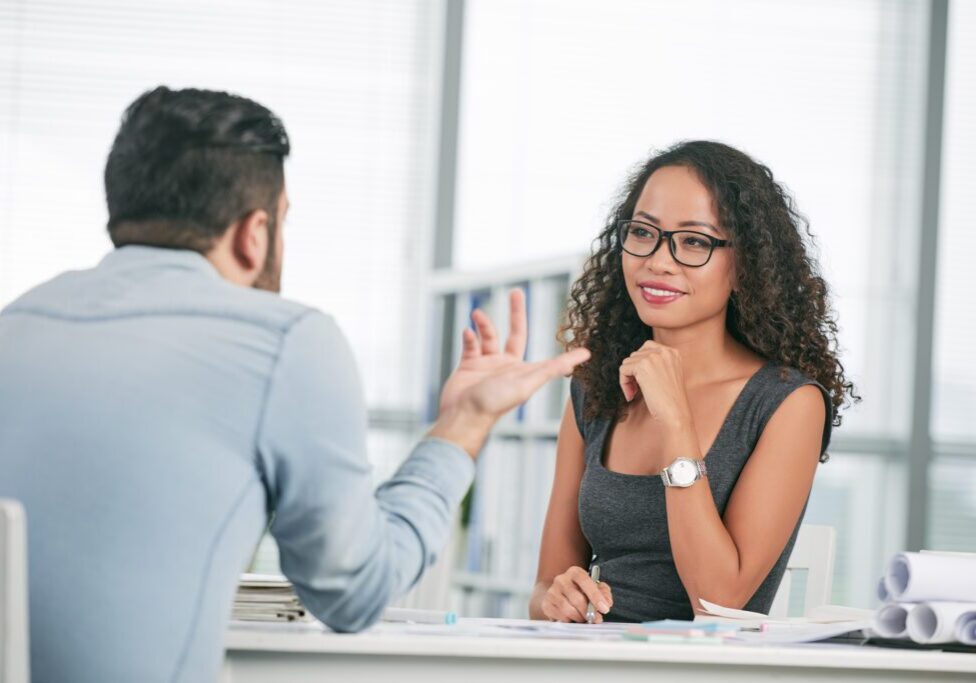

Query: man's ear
[231,208,270,277]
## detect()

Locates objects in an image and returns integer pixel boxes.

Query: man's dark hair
[105,86,290,252]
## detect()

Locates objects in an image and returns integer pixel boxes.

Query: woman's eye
[682,236,709,248]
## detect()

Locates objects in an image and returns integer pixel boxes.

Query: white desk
[223,624,976,683]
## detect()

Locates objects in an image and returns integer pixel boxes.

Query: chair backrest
[0,499,30,683]
[767,524,836,619]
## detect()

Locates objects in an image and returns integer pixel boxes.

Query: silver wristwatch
[660,457,707,488]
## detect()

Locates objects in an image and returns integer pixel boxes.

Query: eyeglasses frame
[617,219,731,268]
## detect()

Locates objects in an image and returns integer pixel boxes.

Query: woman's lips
[638,283,686,305]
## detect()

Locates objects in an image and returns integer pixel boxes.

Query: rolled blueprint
[907,602,976,644]
[872,602,915,639]
[877,577,890,603]
[884,552,976,603]
[956,608,976,646]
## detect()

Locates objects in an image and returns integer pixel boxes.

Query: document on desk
[697,599,874,627]
[695,599,873,643]
[386,618,632,641]
[731,621,873,645]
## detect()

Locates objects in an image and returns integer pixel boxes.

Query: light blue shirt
[0,246,474,682]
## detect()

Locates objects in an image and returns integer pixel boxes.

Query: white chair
[768,524,836,619]
[0,499,29,683]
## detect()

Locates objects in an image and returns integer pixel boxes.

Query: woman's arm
[618,340,825,613]
[528,399,607,620]
[660,383,825,612]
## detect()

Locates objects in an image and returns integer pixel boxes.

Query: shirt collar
[99,245,220,279]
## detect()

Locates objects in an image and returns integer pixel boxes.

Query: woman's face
[621,165,735,331]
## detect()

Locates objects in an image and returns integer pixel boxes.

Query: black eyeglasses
[617,219,730,268]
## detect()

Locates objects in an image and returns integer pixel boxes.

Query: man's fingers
[461,328,480,359]
[504,289,528,358]
[555,347,590,374]
[471,309,499,354]
[534,348,590,381]
[514,351,590,398]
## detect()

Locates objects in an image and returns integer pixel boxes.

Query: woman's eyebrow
[635,210,720,234]
[677,220,721,234]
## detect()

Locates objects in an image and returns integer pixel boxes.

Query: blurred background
[1,0,973,615]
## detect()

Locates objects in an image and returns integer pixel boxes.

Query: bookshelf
[425,254,586,618]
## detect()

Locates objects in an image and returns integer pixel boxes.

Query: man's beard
[252,224,281,293]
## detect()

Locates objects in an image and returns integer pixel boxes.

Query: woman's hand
[540,567,613,623]
[618,340,693,426]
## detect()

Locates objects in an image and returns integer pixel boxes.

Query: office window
[933,0,976,441]
[452,0,929,606]
[0,0,442,416]
[929,0,976,550]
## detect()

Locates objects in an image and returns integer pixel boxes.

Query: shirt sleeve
[255,311,474,632]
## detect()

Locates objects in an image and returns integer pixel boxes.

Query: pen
[585,564,601,624]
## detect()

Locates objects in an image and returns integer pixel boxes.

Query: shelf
[428,254,585,294]
[491,421,561,440]
[452,570,534,597]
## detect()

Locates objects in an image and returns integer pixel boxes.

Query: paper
[955,608,976,646]
[906,602,976,645]
[804,605,875,623]
[233,574,310,623]
[883,552,976,602]
[395,618,631,641]
[872,602,915,639]
[697,599,871,626]
[622,620,738,644]
[698,599,768,620]
[732,620,872,645]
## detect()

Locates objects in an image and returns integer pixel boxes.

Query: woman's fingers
[545,567,612,623]
[471,309,499,354]
[542,576,613,623]
[552,573,589,621]
[599,581,613,606]
[542,592,583,622]
[568,567,611,614]
[619,360,639,401]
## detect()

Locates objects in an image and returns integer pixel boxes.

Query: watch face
[669,459,698,487]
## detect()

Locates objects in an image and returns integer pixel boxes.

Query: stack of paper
[623,620,738,645]
[695,599,874,644]
[232,574,309,623]
[873,551,976,646]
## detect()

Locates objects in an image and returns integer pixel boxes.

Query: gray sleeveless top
[572,361,832,622]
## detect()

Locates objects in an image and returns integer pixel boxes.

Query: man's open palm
[439,289,589,419]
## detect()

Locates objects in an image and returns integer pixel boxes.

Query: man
[0,87,588,682]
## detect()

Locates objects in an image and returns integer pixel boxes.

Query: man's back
[0,246,315,679]
[0,246,337,681]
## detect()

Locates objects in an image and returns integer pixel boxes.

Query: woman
[527,140,857,623]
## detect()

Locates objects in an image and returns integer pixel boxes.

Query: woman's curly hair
[560,140,858,430]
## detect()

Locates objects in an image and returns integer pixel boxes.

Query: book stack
[232,573,309,623]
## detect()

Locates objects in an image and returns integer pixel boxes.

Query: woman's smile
[638,280,686,305]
